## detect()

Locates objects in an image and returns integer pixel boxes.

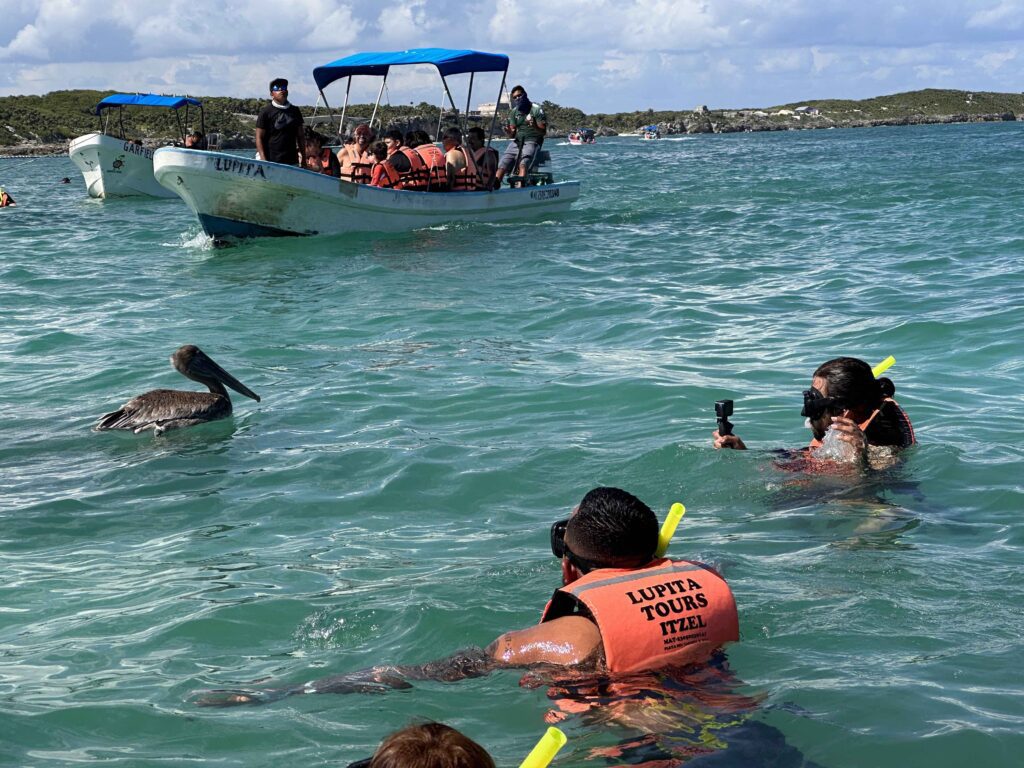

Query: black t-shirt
[256,103,304,165]
[388,150,411,173]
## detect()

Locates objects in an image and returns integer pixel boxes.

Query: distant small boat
[69,94,204,199]
[567,128,596,145]
[640,125,661,140]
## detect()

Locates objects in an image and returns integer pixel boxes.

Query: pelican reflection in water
[95,345,260,435]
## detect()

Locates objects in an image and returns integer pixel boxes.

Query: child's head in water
[369,723,495,768]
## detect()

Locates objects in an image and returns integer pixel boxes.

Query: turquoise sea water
[1,124,1023,767]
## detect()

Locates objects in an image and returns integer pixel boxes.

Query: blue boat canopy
[642,124,659,131]
[313,48,509,91]
[95,94,203,114]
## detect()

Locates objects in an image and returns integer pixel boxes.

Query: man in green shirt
[494,85,547,187]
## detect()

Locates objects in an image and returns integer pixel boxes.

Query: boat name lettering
[530,188,559,200]
[214,157,267,179]
[122,141,154,159]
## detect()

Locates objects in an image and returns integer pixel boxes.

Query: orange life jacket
[541,558,739,674]
[807,397,915,450]
[338,144,373,184]
[472,146,498,190]
[313,148,337,176]
[398,147,429,191]
[413,143,447,190]
[448,145,479,192]
[370,161,402,189]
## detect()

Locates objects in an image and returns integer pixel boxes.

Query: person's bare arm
[255,127,267,161]
[193,617,602,707]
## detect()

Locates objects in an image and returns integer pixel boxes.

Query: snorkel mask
[800,387,845,421]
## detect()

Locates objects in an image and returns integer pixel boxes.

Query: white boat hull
[68,133,175,199]
[152,147,581,239]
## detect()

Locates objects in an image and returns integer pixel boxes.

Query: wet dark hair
[467,127,486,142]
[567,487,659,568]
[370,722,494,768]
[303,126,324,145]
[404,130,420,147]
[414,129,432,145]
[442,126,462,144]
[369,140,388,161]
[384,128,403,142]
[813,357,884,412]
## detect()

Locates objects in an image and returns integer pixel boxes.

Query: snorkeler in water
[713,356,915,467]
[194,487,739,707]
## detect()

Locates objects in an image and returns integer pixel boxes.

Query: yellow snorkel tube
[518,727,567,768]
[655,502,686,558]
[872,356,895,378]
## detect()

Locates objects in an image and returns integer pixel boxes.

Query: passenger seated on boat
[0,187,15,207]
[441,127,479,192]
[367,141,402,189]
[411,130,447,192]
[382,128,412,177]
[302,127,341,177]
[466,127,498,191]
[494,85,546,187]
[338,123,374,184]
[184,131,207,149]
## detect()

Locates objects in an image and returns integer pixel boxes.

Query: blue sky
[2,1,1023,111]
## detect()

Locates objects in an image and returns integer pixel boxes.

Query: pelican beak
[192,351,261,402]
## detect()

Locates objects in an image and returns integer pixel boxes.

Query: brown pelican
[95,345,260,435]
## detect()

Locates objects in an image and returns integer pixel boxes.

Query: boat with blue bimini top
[153,48,581,240]
[640,125,660,140]
[69,93,204,198]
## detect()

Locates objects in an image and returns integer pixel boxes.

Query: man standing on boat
[494,85,546,187]
[255,78,304,166]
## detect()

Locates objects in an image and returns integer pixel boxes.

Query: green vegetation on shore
[2,88,1022,152]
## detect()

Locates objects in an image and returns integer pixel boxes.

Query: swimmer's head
[369,722,494,768]
[561,487,659,572]
[805,357,886,440]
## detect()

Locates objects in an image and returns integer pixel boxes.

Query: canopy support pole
[486,70,508,149]
[369,74,388,131]
[463,72,474,135]
[338,77,352,141]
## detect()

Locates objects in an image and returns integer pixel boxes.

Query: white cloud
[977,48,1018,73]
[4,1,1024,111]
[756,51,806,74]
[546,72,577,94]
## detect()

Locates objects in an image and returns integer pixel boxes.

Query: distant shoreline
[3,87,1023,158]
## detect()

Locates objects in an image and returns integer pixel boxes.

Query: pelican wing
[94,389,230,431]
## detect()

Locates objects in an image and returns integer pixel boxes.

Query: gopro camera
[715,399,734,436]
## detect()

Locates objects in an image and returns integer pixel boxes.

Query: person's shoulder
[289,104,304,119]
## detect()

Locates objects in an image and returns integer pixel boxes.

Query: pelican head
[172,345,261,402]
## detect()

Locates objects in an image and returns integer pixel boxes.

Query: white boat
[640,124,661,140]
[567,128,595,145]
[153,148,578,237]
[69,94,203,199]
[154,48,580,239]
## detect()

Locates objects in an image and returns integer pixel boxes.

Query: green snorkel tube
[655,502,686,558]
[518,727,567,768]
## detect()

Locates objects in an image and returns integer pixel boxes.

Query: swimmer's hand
[824,416,868,457]
[713,430,746,450]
